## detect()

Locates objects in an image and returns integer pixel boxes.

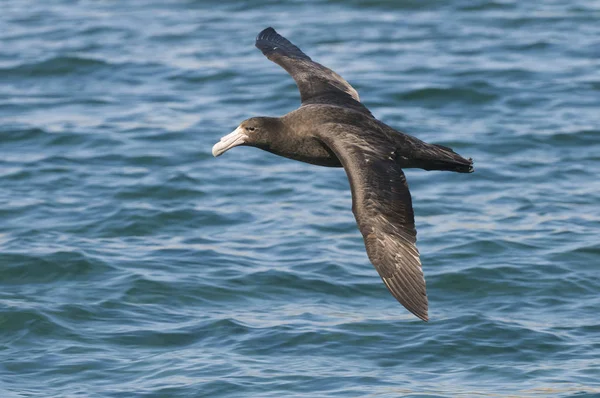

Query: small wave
[537,129,600,147]
[0,126,47,143]
[0,56,110,78]
[395,86,498,106]
[92,206,253,237]
[105,318,249,348]
[324,0,446,11]
[168,70,238,84]
[458,0,515,11]
[1,307,78,344]
[0,251,114,285]
[228,268,358,299]
[114,186,205,202]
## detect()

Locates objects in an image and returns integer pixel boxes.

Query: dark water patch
[228,269,358,299]
[325,0,448,11]
[0,56,110,78]
[132,130,189,142]
[104,317,251,348]
[0,307,81,345]
[237,327,345,356]
[39,153,175,168]
[452,67,540,83]
[395,86,498,107]
[108,328,201,348]
[507,40,556,52]
[0,126,49,143]
[457,0,515,11]
[114,183,205,202]
[168,69,239,84]
[561,243,600,259]
[78,25,137,42]
[389,315,570,363]
[0,129,123,152]
[91,207,251,237]
[432,265,531,297]
[0,251,114,285]
[535,129,600,148]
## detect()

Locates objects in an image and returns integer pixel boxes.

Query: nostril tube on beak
[212,127,248,157]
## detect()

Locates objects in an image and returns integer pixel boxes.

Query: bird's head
[212,117,281,157]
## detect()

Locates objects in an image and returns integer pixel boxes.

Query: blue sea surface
[1,1,599,397]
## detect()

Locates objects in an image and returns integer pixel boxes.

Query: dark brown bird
[212,27,473,321]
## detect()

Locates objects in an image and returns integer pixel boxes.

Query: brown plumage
[212,27,474,321]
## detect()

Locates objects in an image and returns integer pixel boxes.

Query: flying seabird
[212,27,474,321]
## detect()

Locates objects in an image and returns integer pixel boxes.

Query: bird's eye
[246,127,256,132]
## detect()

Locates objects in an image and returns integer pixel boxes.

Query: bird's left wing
[255,27,372,116]
[317,124,428,321]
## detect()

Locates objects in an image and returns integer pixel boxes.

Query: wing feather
[318,125,428,321]
[255,28,372,116]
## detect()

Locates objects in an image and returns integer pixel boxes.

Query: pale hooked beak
[212,126,248,157]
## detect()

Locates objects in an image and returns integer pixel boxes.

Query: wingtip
[256,27,276,41]
[382,274,429,323]
[255,27,311,61]
[410,306,429,322]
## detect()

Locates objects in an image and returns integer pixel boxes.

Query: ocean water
[1,0,599,396]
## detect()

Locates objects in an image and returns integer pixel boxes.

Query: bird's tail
[411,143,474,173]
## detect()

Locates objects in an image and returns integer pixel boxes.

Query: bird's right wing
[318,124,428,321]
[255,27,372,116]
